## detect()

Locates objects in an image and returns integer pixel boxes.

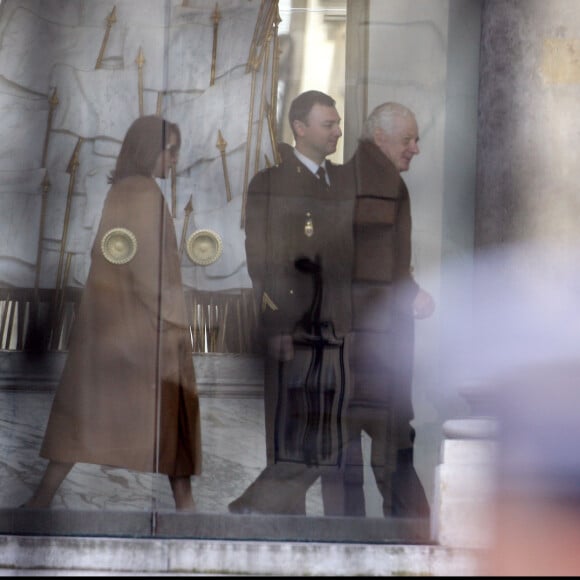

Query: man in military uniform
[229,90,355,515]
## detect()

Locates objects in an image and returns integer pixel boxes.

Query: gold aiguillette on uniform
[304,211,313,237]
[261,291,278,312]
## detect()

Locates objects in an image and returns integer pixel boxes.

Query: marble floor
[0,353,429,543]
[0,390,272,514]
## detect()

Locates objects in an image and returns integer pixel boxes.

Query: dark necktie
[316,165,329,187]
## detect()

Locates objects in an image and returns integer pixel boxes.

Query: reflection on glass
[0,0,432,547]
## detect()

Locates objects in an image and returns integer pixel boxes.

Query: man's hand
[413,288,435,319]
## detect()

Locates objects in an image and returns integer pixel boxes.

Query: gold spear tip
[216,130,227,151]
[42,171,51,193]
[184,195,193,215]
[136,47,145,67]
[212,3,221,23]
[66,137,84,174]
[49,87,59,107]
[108,6,117,24]
[247,54,260,72]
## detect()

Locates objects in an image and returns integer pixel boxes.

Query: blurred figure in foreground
[488,364,580,576]
[440,241,580,576]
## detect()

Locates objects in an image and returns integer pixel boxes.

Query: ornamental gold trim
[101,227,138,264]
[186,228,223,266]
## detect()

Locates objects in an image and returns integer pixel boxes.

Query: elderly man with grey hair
[328,101,435,518]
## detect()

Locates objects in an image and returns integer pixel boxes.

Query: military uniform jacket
[244,151,356,467]
[245,152,355,339]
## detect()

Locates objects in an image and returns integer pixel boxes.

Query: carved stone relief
[0,0,280,294]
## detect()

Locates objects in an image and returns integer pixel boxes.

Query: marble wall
[477,0,580,253]
[440,0,580,413]
[0,0,278,293]
[475,0,580,315]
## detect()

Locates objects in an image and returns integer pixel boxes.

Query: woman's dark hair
[109,115,181,184]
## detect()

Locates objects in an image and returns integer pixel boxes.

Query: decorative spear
[192,297,199,351]
[95,6,117,69]
[218,299,228,352]
[42,88,59,168]
[136,47,145,116]
[270,4,282,132]
[0,294,13,350]
[247,0,275,72]
[246,0,262,72]
[216,130,232,202]
[34,171,51,293]
[25,171,51,352]
[210,4,221,86]
[171,163,177,217]
[197,302,206,352]
[253,0,277,69]
[207,303,215,352]
[253,27,273,175]
[240,56,259,228]
[237,297,244,352]
[53,251,73,350]
[55,138,83,298]
[180,195,193,257]
[156,91,164,116]
[241,0,278,226]
[266,100,280,163]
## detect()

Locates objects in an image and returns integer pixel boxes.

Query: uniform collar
[293,148,328,176]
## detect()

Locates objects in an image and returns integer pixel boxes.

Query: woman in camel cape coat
[26,116,201,510]
[40,174,201,475]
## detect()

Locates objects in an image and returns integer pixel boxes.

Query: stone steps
[0,534,481,576]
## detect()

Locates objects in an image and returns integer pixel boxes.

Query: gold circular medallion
[186,229,223,266]
[101,227,138,264]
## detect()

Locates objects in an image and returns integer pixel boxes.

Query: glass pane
[0,0,432,545]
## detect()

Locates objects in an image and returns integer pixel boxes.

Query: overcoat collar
[354,139,402,199]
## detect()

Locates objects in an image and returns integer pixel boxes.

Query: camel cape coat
[40,175,202,476]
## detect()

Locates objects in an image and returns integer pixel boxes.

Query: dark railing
[0,288,261,355]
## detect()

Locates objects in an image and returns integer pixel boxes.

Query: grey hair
[361,102,415,140]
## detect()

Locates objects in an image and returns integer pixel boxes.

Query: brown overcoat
[339,139,429,517]
[346,139,419,413]
[40,175,202,476]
